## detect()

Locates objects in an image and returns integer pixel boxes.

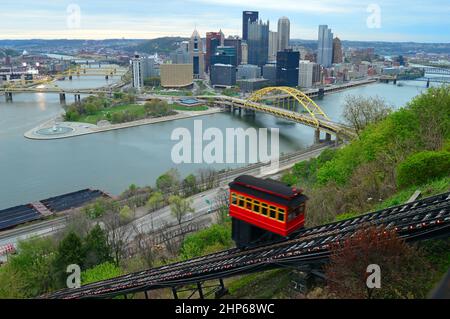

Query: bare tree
[102,210,136,266]
[343,95,392,136]
[56,209,91,241]
[213,188,230,224]
[130,224,156,268]
[159,222,182,257]
[198,168,218,191]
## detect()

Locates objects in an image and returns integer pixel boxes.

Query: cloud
[190,0,362,13]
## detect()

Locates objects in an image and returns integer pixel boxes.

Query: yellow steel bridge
[202,87,356,140]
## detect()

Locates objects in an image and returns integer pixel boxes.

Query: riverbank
[24,107,224,140]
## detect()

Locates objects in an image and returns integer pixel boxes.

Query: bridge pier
[427,79,430,88]
[59,93,66,104]
[69,75,73,80]
[105,75,109,80]
[325,133,332,142]
[5,92,13,102]
[74,94,81,104]
[314,129,321,145]
[335,134,342,147]
[244,109,255,116]
[318,88,325,99]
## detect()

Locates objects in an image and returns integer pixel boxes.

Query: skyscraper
[189,29,205,79]
[241,42,248,64]
[131,54,144,91]
[224,36,242,66]
[268,31,278,62]
[276,49,299,87]
[211,46,237,66]
[298,60,316,88]
[205,31,224,73]
[317,25,333,67]
[170,41,190,64]
[332,37,343,64]
[248,19,269,67]
[242,11,259,41]
[277,17,290,51]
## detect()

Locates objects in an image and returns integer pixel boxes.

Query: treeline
[0,225,113,298]
[64,93,176,124]
[64,93,135,122]
[282,87,450,226]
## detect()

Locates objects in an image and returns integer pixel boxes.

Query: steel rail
[44,192,450,299]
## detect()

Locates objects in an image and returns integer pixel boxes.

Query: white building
[298,60,315,88]
[131,54,144,91]
[268,31,278,62]
[241,42,249,65]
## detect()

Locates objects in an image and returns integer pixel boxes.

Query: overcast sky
[1,0,449,42]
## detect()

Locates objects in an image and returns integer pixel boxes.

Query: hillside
[133,37,188,54]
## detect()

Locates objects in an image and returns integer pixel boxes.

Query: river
[0,74,441,210]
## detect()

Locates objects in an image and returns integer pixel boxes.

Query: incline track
[46,192,450,299]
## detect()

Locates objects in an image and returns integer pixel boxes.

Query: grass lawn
[172,104,209,111]
[77,104,146,124]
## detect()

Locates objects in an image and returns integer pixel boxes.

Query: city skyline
[0,0,449,42]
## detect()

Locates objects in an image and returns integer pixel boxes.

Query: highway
[0,144,332,250]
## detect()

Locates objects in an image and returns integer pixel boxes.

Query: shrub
[325,227,434,299]
[81,262,122,285]
[180,224,232,260]
[396,151,450,188]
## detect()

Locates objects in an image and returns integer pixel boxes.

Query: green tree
[53,232,86,287]
[397,151,450,188]
[147,191,164,212]
[83,225,112,269]
[182,174,198,196]
[156,169,180,194]
[169,195,194,226]
[0,238,57,298]
[119,205,133,222]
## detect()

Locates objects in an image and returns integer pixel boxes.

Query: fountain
[36,123,74,136]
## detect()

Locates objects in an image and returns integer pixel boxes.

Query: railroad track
[45,192,450,299]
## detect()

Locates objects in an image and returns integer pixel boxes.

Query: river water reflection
[0,76,436,209]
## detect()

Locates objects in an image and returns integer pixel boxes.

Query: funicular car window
[253,200,261,213]
[278,208,286,222]
[261,203,268,216]
[231,193,237,205]
[269,206,277,219]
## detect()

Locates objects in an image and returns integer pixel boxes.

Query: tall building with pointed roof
[189,29,205,79]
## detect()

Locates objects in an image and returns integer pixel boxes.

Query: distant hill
[133,37,189,54]
[0,48,19,57]
[291,39,450,55]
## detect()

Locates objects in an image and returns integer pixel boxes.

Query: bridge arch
[244,87,330,127]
